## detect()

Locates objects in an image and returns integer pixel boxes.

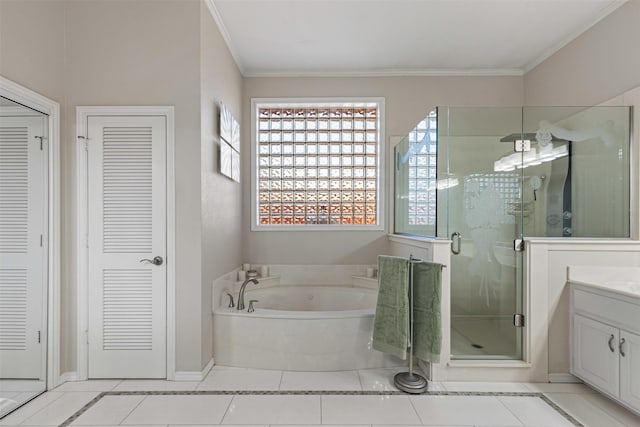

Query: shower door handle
[451,232,462,255]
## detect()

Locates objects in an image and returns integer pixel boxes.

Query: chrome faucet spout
[237,278,259,310]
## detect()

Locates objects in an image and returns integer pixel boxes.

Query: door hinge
[35,136,44,150]
[514,139,531,152]
[37,330,41,343]
[85,329,89,345]
[513,314,525,327]
[513,239,524,252]
[77,136,88,151]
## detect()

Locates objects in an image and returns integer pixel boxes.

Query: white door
[572,314,619,397]
[87,115,166,378]
[620,329,640,411]
[0,116,46,379]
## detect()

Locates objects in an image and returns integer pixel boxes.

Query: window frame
[251,97,385,231]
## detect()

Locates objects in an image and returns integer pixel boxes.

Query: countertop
[568,265,640,299]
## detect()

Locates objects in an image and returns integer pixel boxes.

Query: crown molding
[204,0,246,75]
[206,0,626,79]
[242,68,525,78]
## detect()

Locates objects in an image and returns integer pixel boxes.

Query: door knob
[140,256,164,266]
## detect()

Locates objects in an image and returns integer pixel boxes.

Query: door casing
[76,106,176,380]
[0,75,61,389]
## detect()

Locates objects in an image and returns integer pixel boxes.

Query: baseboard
[549,373,582,383]
[173,358,214,382]
[55,371,78,387]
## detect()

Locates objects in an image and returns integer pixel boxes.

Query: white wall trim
[0,75,62,389]
[549,373,583,383]
[58,371,79,384]
[203,0,245,76]
[0,106,45,116]
[242,68,525,78]
[174,358,214,382]
[75,106,176,380]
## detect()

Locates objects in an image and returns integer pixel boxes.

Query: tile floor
[0,381,47,417]
[0,365,638,427]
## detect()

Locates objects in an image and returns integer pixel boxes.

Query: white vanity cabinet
[620,329,640,410]
[570,280,640,415]
[572,313,620,396]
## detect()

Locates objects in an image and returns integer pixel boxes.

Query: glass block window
[406,110,437,227]
[254,100,383,228]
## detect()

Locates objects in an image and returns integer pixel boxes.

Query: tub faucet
[237,278,259,311]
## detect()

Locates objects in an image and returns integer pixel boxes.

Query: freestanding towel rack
[394,254,428,394]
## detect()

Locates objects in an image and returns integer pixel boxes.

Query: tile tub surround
[213,286,402,371]
[212,264,393,371]
[212,264,378,309]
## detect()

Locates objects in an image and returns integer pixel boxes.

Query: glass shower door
[437,107,524,360]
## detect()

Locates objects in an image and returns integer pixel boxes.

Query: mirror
[0,95,48,417]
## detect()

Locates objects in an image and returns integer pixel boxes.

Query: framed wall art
[219,102,240,182]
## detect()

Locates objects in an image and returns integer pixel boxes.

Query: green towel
[413,261,443,363]
[372,255,409,360]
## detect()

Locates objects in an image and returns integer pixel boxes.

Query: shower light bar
[494,144,568,172]
[436,178,459,190]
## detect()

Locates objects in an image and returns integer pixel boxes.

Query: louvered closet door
[87,115,166,378]
[0,116,46,379]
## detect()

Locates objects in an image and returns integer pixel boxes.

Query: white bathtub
[213,285,402,371]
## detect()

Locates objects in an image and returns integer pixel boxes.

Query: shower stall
[394,106,632,360]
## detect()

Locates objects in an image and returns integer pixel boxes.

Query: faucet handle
[226,292,235,308]
[248,299,259,313]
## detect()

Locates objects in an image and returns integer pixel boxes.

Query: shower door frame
[437,106,525,362]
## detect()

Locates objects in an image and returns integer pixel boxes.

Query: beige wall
[242,76,524,264]
[64,0,204,374]
[0,0,242,375]
[199,1,243,368]
[4,0,637,380]
[0,0,70,374]
[0,1,66,102]
[524,0,640,105]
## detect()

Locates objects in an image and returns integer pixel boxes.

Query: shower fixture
[494,144,568,172]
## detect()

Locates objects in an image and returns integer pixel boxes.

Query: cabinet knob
[620,338,626,357]
[608,334,615,352]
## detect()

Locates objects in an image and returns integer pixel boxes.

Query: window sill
[251,224,385,232]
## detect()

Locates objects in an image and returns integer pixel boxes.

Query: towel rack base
[394,371,427,394]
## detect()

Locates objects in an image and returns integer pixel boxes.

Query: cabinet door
[620,329,640,411]
[572,314,619,397]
